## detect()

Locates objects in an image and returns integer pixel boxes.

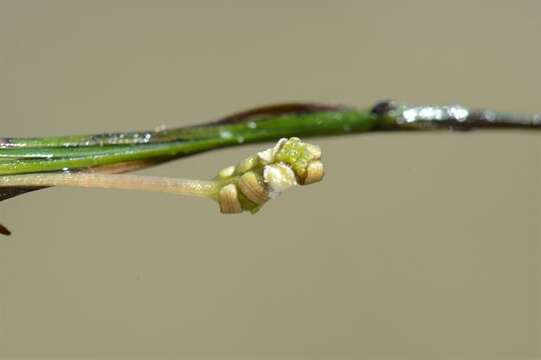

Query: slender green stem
[1,101,539,177]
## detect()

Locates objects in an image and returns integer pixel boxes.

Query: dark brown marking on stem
[209,103,351,126]
[86,160,161,174]
[0,223,11,235]
[0,186,46,202]
[370,100,396,116]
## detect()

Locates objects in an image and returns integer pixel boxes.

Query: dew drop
[220,130,233,139]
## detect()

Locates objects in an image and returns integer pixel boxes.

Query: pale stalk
[0,173,219,198]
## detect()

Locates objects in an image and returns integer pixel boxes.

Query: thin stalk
[0,173,219,198]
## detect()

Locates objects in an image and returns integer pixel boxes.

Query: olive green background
[0,0,539,358]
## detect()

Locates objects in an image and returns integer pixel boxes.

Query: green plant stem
[1,101,539,177]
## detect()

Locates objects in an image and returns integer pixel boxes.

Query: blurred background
[0,0,539,358]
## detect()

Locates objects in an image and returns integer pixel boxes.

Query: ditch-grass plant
[1,101,540,235]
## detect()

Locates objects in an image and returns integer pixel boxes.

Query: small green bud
[215,137,324,214]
